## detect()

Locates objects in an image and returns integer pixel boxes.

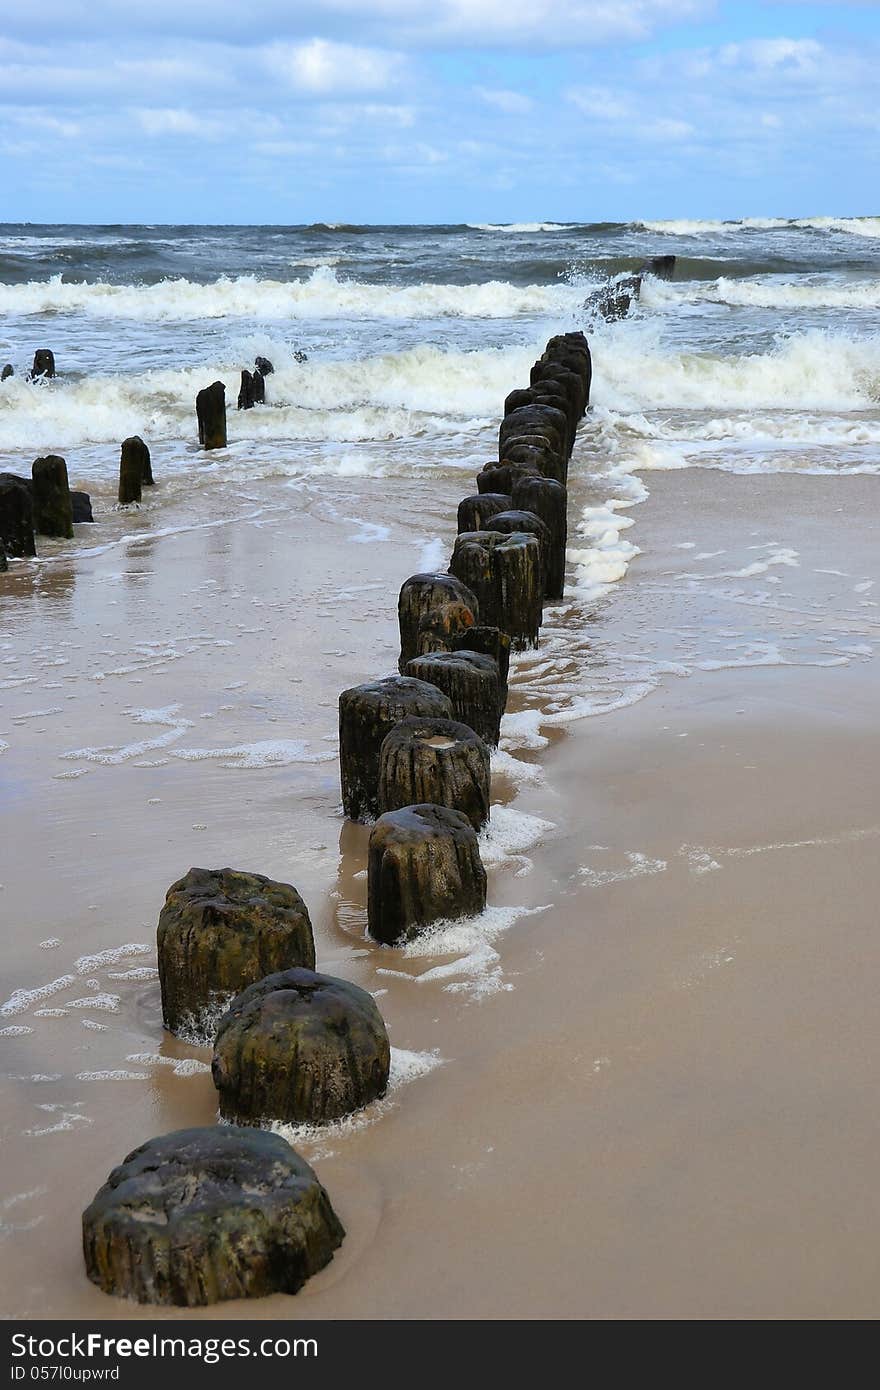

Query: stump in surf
[415,601,475,658]
[254,356,274,376]
[512,475,567,600]
[118,436,151,505]
[0,474,36,557]
[378,715,490,831]
[449,530,543,650]
[451,625,510,720]
[31,455,73,539]
[367,803,487,945]
[82,1126,344,1305]
[0,544,6,572]
[339,675,453,822]
[489,509,551,595]
[1,365,12,381]
[397,573,479,674]
[71,492,94,523]
[157,867,315,1039]
[406,650,502,748]
[477,460,539,496]
[196,380,227,449]
[212,968,390,1126]
[31,349,55,380]
[500,404,569,465]
[237,369,261,410]
[457,492,511,534]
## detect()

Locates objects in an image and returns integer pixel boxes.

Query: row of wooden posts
[9,330,592,1305]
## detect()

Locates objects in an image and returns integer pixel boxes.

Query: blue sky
[1,1,877,223]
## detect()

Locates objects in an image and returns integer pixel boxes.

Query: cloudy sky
[1,1,877,223]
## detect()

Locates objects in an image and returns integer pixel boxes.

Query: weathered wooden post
[397,572,479,674]
[196,380,227,449]
[237,370,256,410]
[31,349,55,379]
[489,509,551,594]
[0,474,36,557]
[367,804,487,944]
[157,867,316,1039]
[339,675,453,821]
[512,475,567,600]
[451,625,511,720]
[31,455,73,539]
[450,530,543,650]
[119,437,151,505]
[82,1127,344,1305]
[477,460,538,495]
[406,650,502,747]
[378,715,490,830]
[457,492,511,533]
[212,968,390,1125]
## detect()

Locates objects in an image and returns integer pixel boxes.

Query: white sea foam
[467,222,578,233]
[641,275,880,312]
[60,705,192,765]
[74,944,149,975]
[171,740,335,769]
[591,326,880,413]
[1,976,76,1018]
[0,268,576,322]
[377,903,550,998]
[638,215,880,238]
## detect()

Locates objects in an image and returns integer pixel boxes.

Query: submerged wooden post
[196,381,227,449]
[397,572,479,674]
[82,1127,344,1305]
[0,474,36,557]
[450,530,543,650]
[31,455,73,539]
[212,968,390,1125]
[31,349,55,379]
[378,715,490,830]
[157,867,316,1039]
[119,436,151,505]
[457,492,511,533]
[338,675,453,822]
[237,370,256,410]
[512,475,567,600]
[367,804,487,945]
[406,650,502,748]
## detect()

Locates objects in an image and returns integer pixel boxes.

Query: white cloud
[566,86,633,120]
[717,37,824,76]
[475,87,534,114]
[265,38,404,94]
[135,108,222,138]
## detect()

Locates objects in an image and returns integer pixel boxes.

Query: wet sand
[1,459,879,1319]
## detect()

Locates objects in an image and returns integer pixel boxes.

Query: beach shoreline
[2,454,878,1318]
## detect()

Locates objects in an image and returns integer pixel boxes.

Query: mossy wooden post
[367,804,487,945]
[212,968,390,1125]
[477,460,538,495]
[378,715,490,830]
[406,649,502,747]
[196,380,227,449]
[457,492,511,534]
[451,625,510,721]
[31,455,73,539]
[415,601,475,658]
[449,530,543,650]
[0,474,36,557]
[157,867,316,1039]
[489,509,551,596]
[397,572,479,674]
[119,437,150,505]
[338,675,453,822]
[512,475,567,600]
[82,1127,344,1305]
[31,349,55,379]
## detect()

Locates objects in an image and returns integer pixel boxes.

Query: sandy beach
[2,449,878,1319]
